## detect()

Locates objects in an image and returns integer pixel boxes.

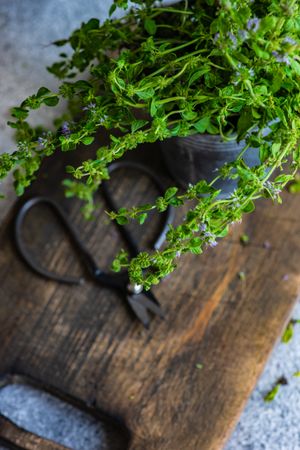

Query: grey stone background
[0,1,299,449]
[0,0,113,215]
[0,384,106,450]
[0,0,110,152]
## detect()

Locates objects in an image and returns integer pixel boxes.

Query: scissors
[14,161,175,328]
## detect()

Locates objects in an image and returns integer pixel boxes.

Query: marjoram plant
[0,0,299,289]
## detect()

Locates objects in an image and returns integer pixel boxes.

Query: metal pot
[160,134,260,197]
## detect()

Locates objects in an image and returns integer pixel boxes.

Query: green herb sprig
[0,0,300,288]
[264,376,288,403]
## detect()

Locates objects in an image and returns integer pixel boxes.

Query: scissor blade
[138,293,165,319]
[127,295,151,328]
[127,292,164,327]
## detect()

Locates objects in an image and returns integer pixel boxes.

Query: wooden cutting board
[0,141,299,450]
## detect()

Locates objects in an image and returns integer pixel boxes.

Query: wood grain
[0,141,299,450]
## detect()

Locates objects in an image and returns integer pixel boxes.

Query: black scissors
[14,161,174,328]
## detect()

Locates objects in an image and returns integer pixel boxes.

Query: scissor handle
[14,197,100,285]
[102,161,175,257]
[14,163,175,286]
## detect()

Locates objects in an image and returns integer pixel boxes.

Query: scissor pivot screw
[127,283,143,294]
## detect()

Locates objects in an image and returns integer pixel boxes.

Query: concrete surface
[0,0,111,152]
[0,0,113,213]
[0,384,106,450]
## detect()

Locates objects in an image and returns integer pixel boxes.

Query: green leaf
[36,87,51,98]
[170,123,181,136]
[217,226,229,238]
[47,61,68,79]
[7,121,18,129]
[289,180,300,194]
[81,136,95,145]
[164,187,178,201]
[131,120,148,133]
[271,143,281,155]
[66,166,75,174]
[196,95,210,104]
[275,174,294,184]
[195,363,203,370]
[240,233,250,245]
[189,237,202,254]
[259,145,269,163]
[193,116,210,133]
[190,237,202,247]
[242,200,255,213]
[150,98,158,117]
[155,196,167,212]
[15,183,25,196]
[11,107,29,120]
[260,16,277,34]
[195,180,212,195]
[238,271,246,281]
[264,385,280,402]
[116,215,129,225]
[271,73,283,93]
[138,213,147,224]
[109,3,117,16]
[116,76,126,90]
[43,96,59,107]
[188,68,209,87]
[111,259,121,271]
[182,110,198,120]
[206,122,219,134]
[251,108,261,119]
[74,80,93,91]
[282,321,294,343]
[53,39,68,47]
[291,60,300,76]
[237,109,253,140]
[136,88,155,100]
[85,18,100,30]
[144,18,157,35]
[252,43,270,59]
[169,197,184,207]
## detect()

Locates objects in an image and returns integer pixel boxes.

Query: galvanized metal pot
[160,134,260,197]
